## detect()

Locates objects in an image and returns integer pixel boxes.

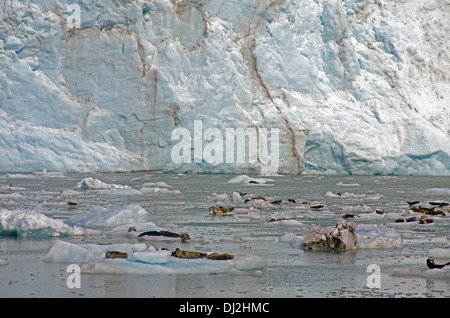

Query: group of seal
[104,248,234,261]
[171,248,234,260]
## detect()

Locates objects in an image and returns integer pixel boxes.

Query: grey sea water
[0,173,449,298]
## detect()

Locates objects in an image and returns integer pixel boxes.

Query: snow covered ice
[0,209,88,237]
[0,0,449,175]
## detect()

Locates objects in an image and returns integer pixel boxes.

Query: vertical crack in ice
[241,0,306,172]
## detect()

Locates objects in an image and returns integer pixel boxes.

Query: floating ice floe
[65,204,150,229]
[109,222,164,238]
[44,241,266,275]
[390,266,450,278]
[325,191,381,200]
[355,224,403,249]
[279,233,304,249]
[140,182,173,188]
[76,177,143,196]
[140,187,181,195]
[0,185,27,191]
[335,182,360,187]
[227,175,274,184]
[0,209,88,237]
[267,219,304,227]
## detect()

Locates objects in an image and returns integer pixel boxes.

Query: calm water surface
[0,173,449,297]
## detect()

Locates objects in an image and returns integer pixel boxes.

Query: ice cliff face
[0,0,449,175]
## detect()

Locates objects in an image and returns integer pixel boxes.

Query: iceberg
[76,177,128,190]
[0,0,448,175]
[75,177,143,195]
[0,209,87,237]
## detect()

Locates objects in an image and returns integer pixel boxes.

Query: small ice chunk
[140,187,181,194]
[336,182,360,186]
[279,233,304,249]
[140,182,173,188]
[227,175,273,184]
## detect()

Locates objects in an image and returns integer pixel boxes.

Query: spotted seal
[426,258,450,269]
[138,230,191,242]
[170,248,234,260]
[171,248,207,259]
[209,206,234,214]
[105,251,128,259]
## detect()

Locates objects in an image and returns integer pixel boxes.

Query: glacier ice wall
[0,0,449,175]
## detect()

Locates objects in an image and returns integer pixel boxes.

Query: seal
[171,248,206,259]
[409,206,435,213]
[270,200,282,204]
[342,214,359,219]
[105,251,128,259]
[267,217,289,223]
[206,253,234,260]
[138,230,191,242]
[245,196,266,202]
[429,201,449,207]
[171,248,234,260]
[425,210,446,216]
[209,206,234,214]
[426,258,450,269]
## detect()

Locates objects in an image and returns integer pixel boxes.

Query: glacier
[0,0,449,175]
